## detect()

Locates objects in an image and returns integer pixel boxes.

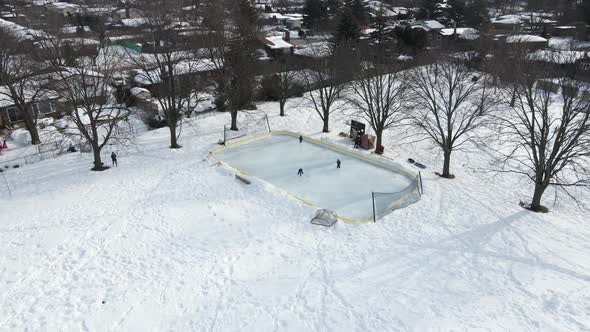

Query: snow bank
[10,128,31,145]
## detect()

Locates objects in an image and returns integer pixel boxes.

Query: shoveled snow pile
[0,94,588,330]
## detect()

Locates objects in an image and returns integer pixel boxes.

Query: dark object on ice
[408,158,415,163]
[297,168,303,176]
[336,159,341,168]
[375,145,384,154]
[299,135,303,143]
[111,152,118,167]
[13,164,19,168]
[235,174,251,184]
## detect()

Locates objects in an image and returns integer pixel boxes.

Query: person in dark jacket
[299,135,303,143]
[111,152,118,167]
[336,159,341,168]
[354,135,361,148]
[297,168,303,176]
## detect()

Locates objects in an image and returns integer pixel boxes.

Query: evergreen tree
[370,7,395,54]
[464,0,490,28]
[580,0,590,25]
[447,0,466,26]
[417,0,443,20]
[332,5,361,46]
[303,0,328,28]
[326,0,341,16]
[347,0,367,26]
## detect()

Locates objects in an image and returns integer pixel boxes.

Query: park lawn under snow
[0,96,589,331]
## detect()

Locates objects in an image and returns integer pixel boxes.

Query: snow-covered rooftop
[134,59,217,85]
[293,41,331,58]
[0,85,59,109]
[491,15,522,25]
[413,20,445,31]
[0,18,48,41]
[121,18,148,28]
[506,34,547,44]
[528,50,589,64]
[262,36,294,50]
[440,28,479,40]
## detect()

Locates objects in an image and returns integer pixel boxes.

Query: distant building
[491,15,523,34]
[505,34,548,50]
[258,35,294,58]
[412,20,444,48]
[0,86,59,128]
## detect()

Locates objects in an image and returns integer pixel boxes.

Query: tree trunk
[230,110,238,131]
[530,181,548,212]
[375,129,383,152]
[21,107,41,145]
[322,111,329,133]
[279,100,286,117]
[442,149,452,178]
[91,143,104,171]
[510,86,517,107]
[169,122,180,149]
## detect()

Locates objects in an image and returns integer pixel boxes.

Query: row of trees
[274,43,589,212]
[1,0,260,169]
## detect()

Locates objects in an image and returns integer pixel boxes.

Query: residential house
[440,27,479,49]
[412,20,445,48]
[491,15,523,34]
[0,86,59,128]
[259,35,294,58]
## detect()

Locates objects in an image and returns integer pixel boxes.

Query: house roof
[440,28,479,40]
[412,20,444,31]
[293,41,331,58]
[261,36,294,50]
[133,59,217,85]
[528,50,588,64]
[0,86,59,109]
[491,15,522,25]
[506,34,547,43]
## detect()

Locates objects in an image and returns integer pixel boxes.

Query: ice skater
[299,135,303,143]
[297,168,304,176]
[336,159,341,168]
[111,152,118,167]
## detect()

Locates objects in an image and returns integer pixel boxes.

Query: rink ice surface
[215,132,414,220]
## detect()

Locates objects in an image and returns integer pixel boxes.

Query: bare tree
[409,60,487,178]
[0,32,48,145]
[262,58,303,117]
[301,44,350,133]
[205,0,259,131]
[130,0,206,148]
[495,60,590,212]
[348,62,409,151]
[40,38,131,170]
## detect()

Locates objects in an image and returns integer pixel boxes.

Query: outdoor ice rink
[214,132,418,220]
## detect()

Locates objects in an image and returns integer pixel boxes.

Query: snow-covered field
[1,99,589,331]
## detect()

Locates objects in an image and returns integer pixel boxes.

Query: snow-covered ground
[0,97,589,331]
